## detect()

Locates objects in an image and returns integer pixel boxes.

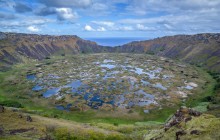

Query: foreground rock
[0,105,4,113]
[164,106,201,131]
[145,107,220,140]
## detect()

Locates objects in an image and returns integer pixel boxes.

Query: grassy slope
[0,108,132,140]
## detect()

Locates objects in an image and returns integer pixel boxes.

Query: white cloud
[164,24,172,30]
[126,0,220,15]
[97,27,106,31]
[55,8,78,20]
[136,24,155,31]
[27,26,40,32]
[91,3,108,11]
[38,0,92,8]
[84,25,106,31]
[118,26,134,31]
[84,25,95,31]
[0,17,54,29]
[92,21,115,27]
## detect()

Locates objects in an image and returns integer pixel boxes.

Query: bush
[113,122,119,126]
[0,100,23,108]
[45,56,51,59]
[106,134,127,140]
[87,130,105,140]
[54,127,69,140]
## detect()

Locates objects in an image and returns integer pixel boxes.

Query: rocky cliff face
[0,32,110,71]
[115,33,220,72]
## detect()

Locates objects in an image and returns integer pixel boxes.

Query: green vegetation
[0,53,219,140]
[185,67,216,107]
[0,54,216,124]
[205,72,220,117]
[0,100,23,108]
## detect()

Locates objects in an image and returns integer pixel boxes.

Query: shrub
[45,56,51,59]
[54,127,69,140]
[113,122,119,126]
[0,100,23,108]
[106,134,127,140]
[87,130,105,140]
[128,110,134,113]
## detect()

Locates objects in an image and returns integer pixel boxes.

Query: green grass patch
[193,102,209,112]
[0,100,23,108]
[186,67,216,107]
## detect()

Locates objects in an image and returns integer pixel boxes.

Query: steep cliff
[116,33,220,72]
[0,32,109,71]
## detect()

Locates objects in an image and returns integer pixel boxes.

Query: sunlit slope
[116,33,220,72]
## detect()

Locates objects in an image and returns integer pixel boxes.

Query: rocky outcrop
[164,106,201,131]
[145,107,220,140]
[0,105,4,113]
[116,33,220,72]
[9,127,34,135]
[26,115,32,122]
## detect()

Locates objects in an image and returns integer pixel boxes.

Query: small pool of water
[103,59,115,63]
[141,79,150,85]
[100,64,116,69]
[184,85,194,90]
[32,85,43,91]
[48,74,60,79]
[43,88,61,98]
[135,89,155,99]
[56,104,72,111]
[26,74,36,81]
[153,83,167,90]
[144,110,149,113]
[134,68,145,75]
[66,80,83,92]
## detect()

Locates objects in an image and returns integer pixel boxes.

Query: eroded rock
[0,126,4,135]
[0,105,4,113]
[176,130,186,140]
[164,106,202,131]
[26,116,32,122]
[190,130,200,135]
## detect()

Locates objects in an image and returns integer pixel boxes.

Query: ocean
[84,37,149,47]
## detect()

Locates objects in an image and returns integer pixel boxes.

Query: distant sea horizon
[84,37,150,47]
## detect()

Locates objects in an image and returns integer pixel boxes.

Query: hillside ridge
[116,33,220,72]
[0,32,110,71]
[1,32,220,72]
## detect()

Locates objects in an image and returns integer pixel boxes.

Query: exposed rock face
[116,33,220,72]
[9,127,34,135]
[145,107,220,140]
[0,105,4,113]
[26,116,32,122]
[0,32,111,71]
[0,126,4,135]
[176,130,187,140]
[164,106,201,131]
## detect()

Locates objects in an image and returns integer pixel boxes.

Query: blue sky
[0,0,220,38]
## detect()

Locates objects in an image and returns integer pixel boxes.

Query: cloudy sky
[0,0,220,38]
